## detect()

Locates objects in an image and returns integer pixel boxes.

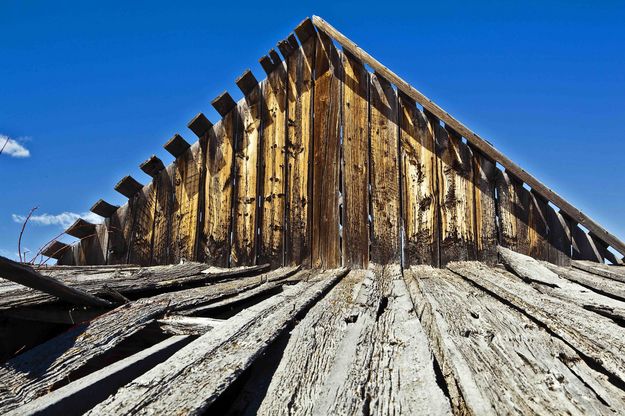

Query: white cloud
[12,211,104,228]
[0,134,30,158]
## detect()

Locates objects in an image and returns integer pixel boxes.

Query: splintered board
[258,63,287,266]
[107,202,134,264]
[127,182,158,266]
[434,122,477,265]
[528,192,550,261]
[231,87,261,266]
[341,51,369,268]
[285,34,315,266]
[399,94,438,266]
[370,74,400,264]
[495,169,531,255]
[204,120,235,267]
[471,150,498,264]
[151,164,174,265]
[311,31,342,269]
[546,205,572,266]
[171,142,204,263]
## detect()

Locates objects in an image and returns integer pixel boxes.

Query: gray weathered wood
[572,260,625,283]
[158,316,223,336]
[259,265,451,415]
[86,268,348,415]
[406,265,622,415]
[543,261,625,302]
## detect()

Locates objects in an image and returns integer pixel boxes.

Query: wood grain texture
[285,34,315,266]
[407,265,621,415]
[370,74,400,264]
[151,164,174,265]
[203,120,235,267]
[399,94,438,266]
[311,31,342,268]
[107,202,134,265]
[259,265,451,415]
[171,142,204,263]
[571,224,603,262]
[543,261,625,302]
[472,150,497,264]
[86,269,345,415]
[128,182,157,266]
[527,192,550,261]
[495,170,530,256]
[231,90,260,266]
[572,260,625,283]
[341,51,369,268]
[546,206,572,266]
[258,62,287,267]
[435,123,477,264]
[449,261,625,385]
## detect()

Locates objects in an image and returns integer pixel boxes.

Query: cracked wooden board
[259,265,451,415]
[572,260,625,283]
[86,269,347,415]
[543,261,625,302]
[448,261,625,385]
[406,265,623,415]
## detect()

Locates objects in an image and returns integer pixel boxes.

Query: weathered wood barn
[1,16,625,415]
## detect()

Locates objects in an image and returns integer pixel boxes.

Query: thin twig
[18,207,37,263]
[0,137,9,156]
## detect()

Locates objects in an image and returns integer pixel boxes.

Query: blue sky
[1,0,624,262]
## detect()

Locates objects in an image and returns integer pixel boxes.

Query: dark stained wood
[42,241,71,260]
[495,169,530,255]
[370,74,400,264]
[311,31,342,268]
[231,84,260,266]
[471,149,498,264]
[171,142,204,263]
[140,155,165,178]
[277,34,298,58]
[294,17,316,44]
[107,202,134,264]
[187,113,213,139]
[399,94,438,266]
[435,123,477,264]
[127,182,158,266]
[546,206,572,266]
[235,69,259,97]
[66,219,96,239]
[114,176,143,199]
[571,224,603,262]
[203,119,235,267]
[258,59,287,266]
[90,199,119,218]
[259,50,279,74]
[151,164,174,264]
[164,134,191,158]
[311,15,625,260]
[527,191,550,261]
[285,31,315,266]
[589,233,623,265]
[212,92,237,118]
[341,51,369,268]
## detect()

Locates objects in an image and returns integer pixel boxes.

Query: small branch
[18,207,37,263]
[0,137,9,156]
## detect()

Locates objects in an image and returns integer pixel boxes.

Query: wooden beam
[294,17,316,44]
[259,50,279,75]
[164,133,191,158]
[90,199,119,218]
[41,241,71,259]
[0,256,112,308]
[311,15,625,258]
[211,91,237,117]
[140,155,165,178]
[65,219,97,239]
[235,69,259,96]
[114,175,143,198]
[187,113,213,138]
[277,34,298,58]
[7,336,190,416]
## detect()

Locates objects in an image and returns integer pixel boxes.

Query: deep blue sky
[1,1,624,262]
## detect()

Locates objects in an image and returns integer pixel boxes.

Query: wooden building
[1,16,624,415]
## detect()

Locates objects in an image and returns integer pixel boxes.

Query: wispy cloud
[0,134,30,158]
[12,211,104,228]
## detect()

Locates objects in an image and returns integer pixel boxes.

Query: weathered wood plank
[231,81,260,266]
[6,336,190,416]
[572,260,625,283]
[495,170,530,255]
[86,269,347,415]
[571,224,603,262]
[258,61,287,266]
[546,206,572,266]
[259,265,451,415]
[157,317,222,336]
[448,261,625,385]
[90,199,118,218]
[543,261,625,302]
[527,192,550,261]
[341,51,369,268]
[369,74,401,264]
[202,119,234,267]
[171,141,204,263]
[311,16,625,260]
[128,182,157,266]
[107,202,134,265]
[435,123,477,264]
[471,150,498,264]
[399,94,438,266]
[311,31,342,268]
[285,31,315,266]
[151,164,174,265]
[406,265,621,415]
